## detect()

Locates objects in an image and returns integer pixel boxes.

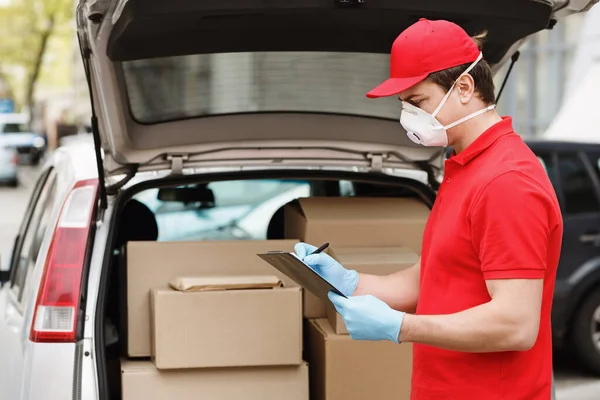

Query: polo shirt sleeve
[469,171,554,280]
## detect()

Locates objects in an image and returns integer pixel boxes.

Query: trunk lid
[76,0,596,185]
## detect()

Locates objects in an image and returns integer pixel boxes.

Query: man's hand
[295,242,359,297]
[328,292,405,343]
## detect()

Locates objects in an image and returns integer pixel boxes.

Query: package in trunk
[151,275,302,369]
[284,197,429,251]
[124,240,299,357]
[283,197,428,318]
[306,318,412,400]
[325,246,418,334]
[121,360,309,400]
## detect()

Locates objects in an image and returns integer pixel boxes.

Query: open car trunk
[100,169,437,400]
[76,0,592,186]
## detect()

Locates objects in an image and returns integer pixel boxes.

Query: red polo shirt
[411,117,563,400]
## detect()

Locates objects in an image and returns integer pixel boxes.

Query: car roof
[52,138,99,182]
[524,139,600,152]
[0,113,28,124]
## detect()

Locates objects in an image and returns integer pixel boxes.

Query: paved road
[0,164,599,398]
[554,350,600,398]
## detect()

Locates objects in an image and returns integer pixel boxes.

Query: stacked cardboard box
[282,197,430,400]
[306,319,412,400]
[325,246,418,335]
[123,240,301,357]
[284,197,429,318]
[309,247,416,399]
[151,275,302,369]
[121,240,309,400]
[121,361,309,400]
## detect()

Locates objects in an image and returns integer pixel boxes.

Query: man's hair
[426,31,496,105]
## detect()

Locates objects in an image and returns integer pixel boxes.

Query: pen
[310,242,329,255]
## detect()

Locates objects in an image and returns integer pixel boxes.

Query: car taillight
[11,153,18,165]
[30,179,99,343]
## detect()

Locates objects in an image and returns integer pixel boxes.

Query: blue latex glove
[328,292,405,344]
[294,242,359,297]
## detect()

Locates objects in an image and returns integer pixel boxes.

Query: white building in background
[564,5,600,99]
[542,6,600,142]
[494,13,586,138]
[543,61,600,142]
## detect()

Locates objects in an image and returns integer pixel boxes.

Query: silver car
[0,113,46,166]
[0,137,18,187]
[0,1,592,399]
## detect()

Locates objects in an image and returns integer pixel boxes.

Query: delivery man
[295,18,563,400]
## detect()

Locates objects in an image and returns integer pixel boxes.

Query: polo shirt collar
[448,116,515,166]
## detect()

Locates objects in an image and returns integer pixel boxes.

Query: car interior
[100,172,435,399]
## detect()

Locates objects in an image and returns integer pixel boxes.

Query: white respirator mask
[400,52,496,147]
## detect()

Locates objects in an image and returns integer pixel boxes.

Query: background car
[527,140,600,375]
[133,180,312,241]
[0,137,18,187]
[0,113,47,166]
[447,140,600,375]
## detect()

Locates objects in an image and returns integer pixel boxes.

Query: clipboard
[257,251,348,302]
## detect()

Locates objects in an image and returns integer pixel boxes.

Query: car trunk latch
[366,153,387,173]
[167,154,189,175]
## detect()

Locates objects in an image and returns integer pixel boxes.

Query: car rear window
[122,51,400,124]
[1,123,28,133]
[129,178,424,242]
[132,179,312,242]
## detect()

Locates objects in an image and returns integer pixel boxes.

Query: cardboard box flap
[169,275,283,292]
[312,316,345,341]
[121,360,156,373]
[295,197,430,221]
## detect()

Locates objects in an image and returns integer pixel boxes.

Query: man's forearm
[399,301,538,353]
[353,265,420,313]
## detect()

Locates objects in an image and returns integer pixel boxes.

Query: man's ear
[457,74,476,104]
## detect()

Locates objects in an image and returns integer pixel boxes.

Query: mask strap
[443,104,496,130]
[432,52,483,118]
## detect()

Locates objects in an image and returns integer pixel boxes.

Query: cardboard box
[326,247,418,334]
[303,288,329,319]
[284,198,428,318]
[121,360,309,400]
[284,197,429,251]
[125,240,299,357]
[306,319,412,400]
[151,276,302,369]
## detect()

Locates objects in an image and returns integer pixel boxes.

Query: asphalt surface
[0,164,599,398]
[554,350,600,398]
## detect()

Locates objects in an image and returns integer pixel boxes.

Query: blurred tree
[0,72,15,100]
[0,0,73,114]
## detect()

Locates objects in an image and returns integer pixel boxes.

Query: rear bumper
[18,341,77,400]
[16,145,43,156]
[13,145,44,165]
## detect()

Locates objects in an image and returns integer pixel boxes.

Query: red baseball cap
[366,18,481,99]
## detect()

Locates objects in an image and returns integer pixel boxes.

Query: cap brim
[366,74,429,99]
